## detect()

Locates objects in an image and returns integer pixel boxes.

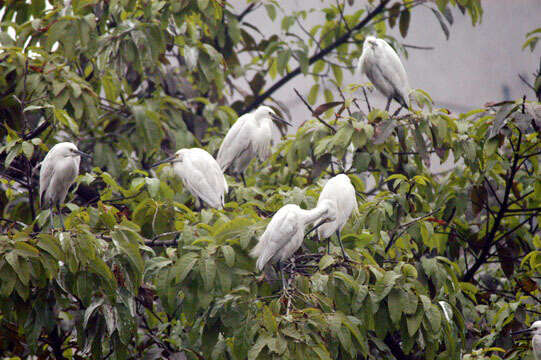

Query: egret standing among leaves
[315,174,357,258]
[512,321,541,360]
[217,106,291,185]
[357,36,410,111]
[250,201,336,290]
[39,142,91,229]
[152,148,228,210]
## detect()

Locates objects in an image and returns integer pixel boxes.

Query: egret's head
[318,199,337,223]
[364,36,378,50]
[51,142,91,159]
[254,106,291,127]
[151,149,185,168]
[511,321,541,336]
[531,321,541,335]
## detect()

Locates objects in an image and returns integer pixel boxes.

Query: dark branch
[293,88,336,133]
[240,0,391,114]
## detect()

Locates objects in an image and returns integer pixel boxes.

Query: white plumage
[316,174,357,258]
[217,106,290,184]
[357,36,410,110]
[250,201,335,289]
[513,321,541,360]
[152,148,228,210]
[39,142,90,228]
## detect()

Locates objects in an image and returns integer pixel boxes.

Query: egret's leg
[327,239,331,255]
[385,98,391,112]
[392,106,403,117]
[278,262,287,291]
[336,230,348,259]
[49,205,55,229]
[240,173,247,187]
[57,205,65,230]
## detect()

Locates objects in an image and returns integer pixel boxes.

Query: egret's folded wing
[251,208,298,270]
[378,41,410,102]
[189,149,228,203]
[182,169,223,209]
[216,114,253,171]
[39,158,55,208]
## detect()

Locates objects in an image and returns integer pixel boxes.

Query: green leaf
[221,245,235,267]
[332,64,343,85]
[21,141,34,159]
[387,289,403,324]
[308,84,320,105]
[319,254,335,270]
[84,298,104,328]
[406,305,423,336]
[399,9,411,38]
[200,257,216,291]
[88,257,117,291]
[173,252,199,283]
[265,4,276,21]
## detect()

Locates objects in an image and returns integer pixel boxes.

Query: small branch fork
[462,125,540,282]
[293,88,336,133]
[385,208,442,252]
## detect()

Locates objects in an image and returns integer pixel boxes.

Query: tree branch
[293,88,336,133]
[462,132,522,282]
[240,0,391,115]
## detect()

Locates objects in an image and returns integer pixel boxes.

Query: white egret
[217,106,291,185]
[357,36,410,111]
[152,148,228,210]
[250,201,335,289]
[39,142,91,229]
[512,321,541,360]
[315,174,357,258]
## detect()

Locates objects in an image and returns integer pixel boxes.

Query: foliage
[0,0,540,359]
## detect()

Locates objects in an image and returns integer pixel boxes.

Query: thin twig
[293,88,336,133]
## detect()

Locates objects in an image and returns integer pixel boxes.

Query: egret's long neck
[299,204,328,225]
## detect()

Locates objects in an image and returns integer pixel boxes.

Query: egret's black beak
[511,328,534,336]
[271,113,291,127]
[305,218,329,237]
[151,155,176,168]
[75,150,92,159]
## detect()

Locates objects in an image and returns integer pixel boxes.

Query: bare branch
[293,88,336,133]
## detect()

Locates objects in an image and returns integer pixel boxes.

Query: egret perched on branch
[217,106,291,185]
[357,36,410,111]
[315,174,357,258]
[250,201,336,290]
[152,148,228,210]
[39,142,91,229]
[512,321,541,360]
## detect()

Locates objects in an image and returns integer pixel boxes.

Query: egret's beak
[270,113,291,127]
[511,328,534,336]
[151,155,176,168]
[305,218,330,237]
[75,150,92,159]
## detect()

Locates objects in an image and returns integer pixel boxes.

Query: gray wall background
[231,0,540,119]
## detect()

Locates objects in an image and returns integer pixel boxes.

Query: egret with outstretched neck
[152,148,228,210]
[217,106,291,185]
[39,142,91,229]
[250,201,335,290]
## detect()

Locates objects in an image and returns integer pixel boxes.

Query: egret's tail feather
[250,240,272,271]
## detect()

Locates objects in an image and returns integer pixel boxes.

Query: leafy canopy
[0,0,540,359]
